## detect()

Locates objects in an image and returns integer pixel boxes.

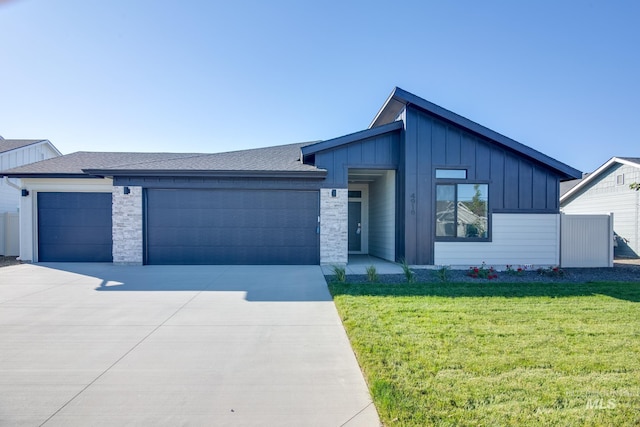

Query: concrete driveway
[0,264,379,426]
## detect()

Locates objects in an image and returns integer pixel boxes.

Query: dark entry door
[348,201,361,252]
[37,192,113,262]
[145,189,319,265]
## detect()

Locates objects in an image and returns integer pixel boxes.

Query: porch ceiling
[348,169,389,183]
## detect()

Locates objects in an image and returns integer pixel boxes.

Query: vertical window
[616,174,624,185]
[436,183,488,239]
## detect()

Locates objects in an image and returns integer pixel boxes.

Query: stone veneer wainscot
[112,186,143,265]
[320,188,348,265]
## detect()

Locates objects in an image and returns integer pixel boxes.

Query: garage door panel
[38,192,112,262]
[146,189,319,265]
[39,243,112,262]
[38,207,111,228]
[38,226,112,245]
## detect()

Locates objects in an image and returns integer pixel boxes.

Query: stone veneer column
[112,186,143,265]
[320,188,348,265]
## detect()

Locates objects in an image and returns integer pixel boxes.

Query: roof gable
[301,121,402,158]
[560,156,640,202]
[371,87,581,180]
[0,139,62,156]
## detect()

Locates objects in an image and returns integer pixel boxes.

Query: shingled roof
[1,142,325,178]
[0,139,49,154]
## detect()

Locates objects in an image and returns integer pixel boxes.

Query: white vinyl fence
[0,212,20,256]
[560,213,613,268]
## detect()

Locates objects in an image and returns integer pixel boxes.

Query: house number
[410,193,416,215]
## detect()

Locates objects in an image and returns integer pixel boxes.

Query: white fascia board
[560,157,640,203]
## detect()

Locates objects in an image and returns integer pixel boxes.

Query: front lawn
[329,281,640,426]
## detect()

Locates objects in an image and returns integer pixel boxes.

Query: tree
[631,183,640,191]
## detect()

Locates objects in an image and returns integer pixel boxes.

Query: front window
[436,183,488,239]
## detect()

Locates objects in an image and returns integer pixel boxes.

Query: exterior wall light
[331,189,336,197]
[21,189,29,197]
[123,187,131,195]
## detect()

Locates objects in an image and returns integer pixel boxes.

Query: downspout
[4,176,22,191]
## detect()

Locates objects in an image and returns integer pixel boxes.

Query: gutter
[81,169,328,179]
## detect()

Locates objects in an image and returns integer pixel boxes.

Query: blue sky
[1,0,638,173]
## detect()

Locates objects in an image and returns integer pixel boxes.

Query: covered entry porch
[347,169,396,263]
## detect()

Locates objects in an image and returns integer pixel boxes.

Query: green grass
[329,281,640,426]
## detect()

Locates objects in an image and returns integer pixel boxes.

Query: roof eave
[560,157,640,203]
[369,87,405,129]
[82,169,328,179]
[1,172,102,179]
[302,121,403,156]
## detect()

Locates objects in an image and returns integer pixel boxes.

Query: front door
[348,201,362,252]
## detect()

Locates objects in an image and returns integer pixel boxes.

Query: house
[561,157,640,258]
[0,137,62,255]
[1,88,581,266]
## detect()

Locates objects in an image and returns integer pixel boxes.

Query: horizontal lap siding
[434,213,559,267]
[368,171,395,261]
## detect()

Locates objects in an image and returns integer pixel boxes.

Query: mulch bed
[330,262,640,284]
[0,256,22,268]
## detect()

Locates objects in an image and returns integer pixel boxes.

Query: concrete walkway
[0,264,379,426]
[321,255,405,275]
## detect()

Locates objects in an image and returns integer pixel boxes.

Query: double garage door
[146,189,319,265]
[37,190,319,265]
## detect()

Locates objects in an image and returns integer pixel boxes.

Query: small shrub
[467,262,498,280]
[366,265,379,283]
[331,265,347,283]
[537,265,565,277]
[400,258,415,283]
[505,264,526,275]
[434,265,451,282]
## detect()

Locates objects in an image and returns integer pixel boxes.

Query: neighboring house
[1,88,581,266]
[561,157,640,258]
[0,137,62,255]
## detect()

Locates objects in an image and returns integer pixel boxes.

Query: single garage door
[146,189,319,265]
[38,192,113,262]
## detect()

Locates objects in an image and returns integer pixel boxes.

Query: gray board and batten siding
[304,103,569,265]
[402,106,563,264]
[307,122,402,188]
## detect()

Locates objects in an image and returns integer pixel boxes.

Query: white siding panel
[369,171,395,261]
[0,212,19,255]
[561,163,639,257]
[560,214,612,267]
[0,141,61,214]
[434,213,559,268]
[0,180,19,213]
